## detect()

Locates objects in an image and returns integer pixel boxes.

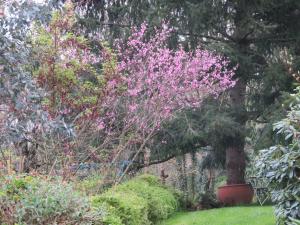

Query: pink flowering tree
[30,3,235,179]
[98,23,236,181]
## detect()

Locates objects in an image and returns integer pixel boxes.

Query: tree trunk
[226,79,247,185]
[225,0,250,185]
[190,152,197,199]
[226,146,246,184]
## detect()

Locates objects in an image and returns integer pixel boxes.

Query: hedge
[91,174,180,225]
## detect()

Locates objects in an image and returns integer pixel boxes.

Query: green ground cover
[159,206,275,225]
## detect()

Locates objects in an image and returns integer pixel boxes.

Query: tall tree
[75,0,300,184]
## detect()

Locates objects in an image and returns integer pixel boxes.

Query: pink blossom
[101,22,236,137]
[128,89,139,97]
[129,104,138,112]
[97,121,105,130]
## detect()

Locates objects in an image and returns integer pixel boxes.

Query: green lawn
[159,206,275,225]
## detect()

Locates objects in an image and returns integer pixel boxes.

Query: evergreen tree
[75,0,300,184]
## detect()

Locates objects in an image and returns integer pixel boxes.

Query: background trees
[2,0,299,187]
[1,0,300,223]
[75,0,300,185]
[0,1,235,180]
[0,0,69,173]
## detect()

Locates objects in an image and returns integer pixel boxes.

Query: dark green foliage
[91,174,180,225]
[150,97,244,168]
[257,88,300,224]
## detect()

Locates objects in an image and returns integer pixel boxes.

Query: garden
[0,0,300,224]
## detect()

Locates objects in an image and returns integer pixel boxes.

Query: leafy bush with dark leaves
[257,87,300,225]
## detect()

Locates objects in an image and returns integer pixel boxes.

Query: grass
[159,206,275,225]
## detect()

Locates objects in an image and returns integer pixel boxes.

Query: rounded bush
[91,190,150,225]
[117,179,178,222]
[91,174,180,225]
[134,174,161,186]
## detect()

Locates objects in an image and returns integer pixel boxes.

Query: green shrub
[91,174,180,225]
[134,174,161,186]
[165,186,184,208]
[116,177,178,222]
[0,175,39,201]
[92,190,149,225]
[134,174,183,205]
[93,202,123,225]
[0,175,103,225]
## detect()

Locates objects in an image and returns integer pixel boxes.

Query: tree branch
[79,18,233,43]
[133,153,179,170]
[177,32,232,43]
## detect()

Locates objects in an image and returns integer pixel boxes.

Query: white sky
[33,0,46,4]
